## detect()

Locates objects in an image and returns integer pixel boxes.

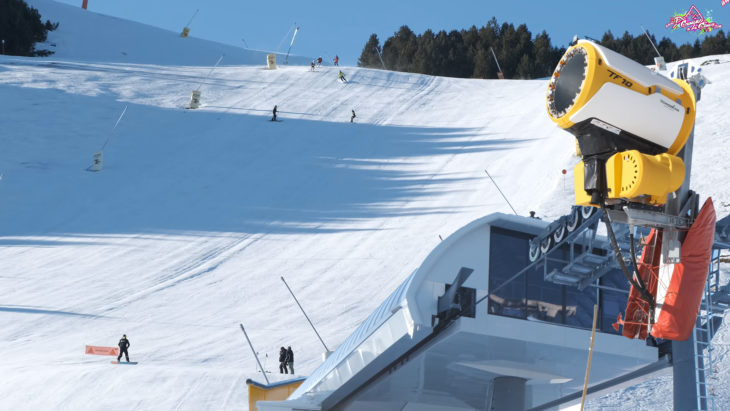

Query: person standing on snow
[279,347,288,374]
[317,56,323,66]
[310,61,315,71]
[350,109,356,123]
[272,105,278,121]
[333,55,339,66]
[117,334,130,363]
[286,346,294,374]
[338,70,347,83]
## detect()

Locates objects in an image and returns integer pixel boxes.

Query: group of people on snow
[310,55,339,71]
[279,346,294,374]
[113,333,296,376]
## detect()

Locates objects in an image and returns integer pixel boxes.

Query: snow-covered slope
[27,0,311,66]
[1,1,729,409]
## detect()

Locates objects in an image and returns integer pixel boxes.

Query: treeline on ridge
[358,17,730,79]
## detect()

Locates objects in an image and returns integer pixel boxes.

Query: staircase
[535,206,631,290]
[693,248,723,411]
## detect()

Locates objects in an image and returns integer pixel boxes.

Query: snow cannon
[546,39,696,207]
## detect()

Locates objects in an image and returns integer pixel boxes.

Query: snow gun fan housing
[546,40,696,206]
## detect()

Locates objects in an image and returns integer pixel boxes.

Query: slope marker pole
[580,304,599,411]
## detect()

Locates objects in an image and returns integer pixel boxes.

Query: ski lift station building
[254,212,693,411]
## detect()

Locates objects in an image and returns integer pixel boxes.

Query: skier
[338,70,347,83]
[350,109,356,123]
[117,334,130,363]
[310,61,315,71]
[272,105,278,121]
[317,56,323,66]
[286,346,294,374]
[333,55,339,66]
[278,347,288,374]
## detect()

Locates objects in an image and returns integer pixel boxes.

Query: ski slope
[1,1,729,409]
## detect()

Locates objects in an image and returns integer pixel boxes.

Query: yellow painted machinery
[546,39,696,206]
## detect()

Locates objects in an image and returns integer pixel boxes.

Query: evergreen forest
[358,18,730,79]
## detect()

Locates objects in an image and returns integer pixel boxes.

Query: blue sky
[54,0,729,66]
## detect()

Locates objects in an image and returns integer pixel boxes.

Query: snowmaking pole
[185,9,199,29]
[281,276,330,353]
[489,47,504,79]
[285,26,300,65]
[484,169,518,215]
[91,105,127,171]
[640,26,661,57]
[376,46,387,70]
[187,54,224,109]
[240,323,270,384]
[196,54,225,92]
[180,9,199,38]
[641,26,667,71]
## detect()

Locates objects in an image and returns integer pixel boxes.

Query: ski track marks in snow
[2,1,730,409]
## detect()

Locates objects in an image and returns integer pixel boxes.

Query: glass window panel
[488,227,531,319]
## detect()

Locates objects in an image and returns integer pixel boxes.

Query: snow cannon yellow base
[573,150,685,206]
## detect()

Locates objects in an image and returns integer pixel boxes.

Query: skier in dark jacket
[117,334,130,362]
[350,109,356,123]
[279,347,288,374]
[272,105,278,121]
[286,346,294,374]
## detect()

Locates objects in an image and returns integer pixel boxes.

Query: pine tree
[472,47,490,78]
[411,29,435,74]
[357,34,382,68]
[0,0,58,56]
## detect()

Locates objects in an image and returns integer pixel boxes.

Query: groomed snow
[0,1,728,409]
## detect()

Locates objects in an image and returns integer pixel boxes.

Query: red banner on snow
[85,345,119,356]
